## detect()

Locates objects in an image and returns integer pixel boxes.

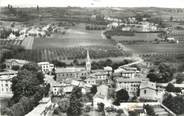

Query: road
[101,30,107,39]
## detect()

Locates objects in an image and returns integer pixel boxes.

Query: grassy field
[33,24,112,48]
[125,42,184,54]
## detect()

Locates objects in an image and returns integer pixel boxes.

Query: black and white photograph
[0,0,184,116]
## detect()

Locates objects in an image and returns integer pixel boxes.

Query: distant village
[1,48,184,116]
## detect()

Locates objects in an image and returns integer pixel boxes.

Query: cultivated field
[110,32,184,61]
[33,24,110,48]
[0,40,23,46]
[112,33,161,41]
[16,24,128,62]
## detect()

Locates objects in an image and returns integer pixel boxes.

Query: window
[144,90,146,94]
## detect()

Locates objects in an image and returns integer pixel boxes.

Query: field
[14,24,128,62]
[112,33,161,41]
[125,42,184,54]
[0,40,23,46]
[109,31,184,61]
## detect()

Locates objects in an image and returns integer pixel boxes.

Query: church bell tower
[86,50,91,72]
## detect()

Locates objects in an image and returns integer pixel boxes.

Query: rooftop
[0,75,16,81]
[140,81,156,90]
[115,77,148,83]
[5,59,29,64]
[56,67,85,73]
[0,70,18,76]
[37,62,50,65]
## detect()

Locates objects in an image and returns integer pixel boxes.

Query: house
[8,33,16,40]
[114,66,139,78]
[63,85,74,94]
[85,77,97,85]
[0,74,16,97]
[52,82,63,96]
[119,102,176,116]
[139,81,157,100]
[115,77,148,96]
[56,67,89,82]
[37,62,54,74]
[5,59,29,69]
[93,84,112,108]
[104,66,113,72]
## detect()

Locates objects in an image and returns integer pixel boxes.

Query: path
[101,30,107,39]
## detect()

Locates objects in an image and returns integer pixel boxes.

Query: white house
[37,62,54,74]
[0,74,16,97]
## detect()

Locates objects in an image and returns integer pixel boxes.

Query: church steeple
[86,50,91,72]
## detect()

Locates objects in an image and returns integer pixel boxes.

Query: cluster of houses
[5,24,60,40]
[105,16,159,32]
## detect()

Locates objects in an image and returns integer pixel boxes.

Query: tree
[90,85,97,95]
[58,98,70,113]
[12,65,20,71]
[113,89,129,106]
[67,87,83,116]
[0,63,6,71]
[19,96,32,114]
[21,63,40,72]
[11,63,44,104]
[170,16,173,22]
[51,60,66,67]
[163,94,184,114]
[73,59,79,66]
[176,73,184,84]
[97,103,105,116]
[143,104,156,116]
[166,83,175,92]
[1,107,14,116]
[104,59,112,66]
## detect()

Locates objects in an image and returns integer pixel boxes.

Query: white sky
[0,0,184,8]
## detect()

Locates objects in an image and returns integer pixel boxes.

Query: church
[55,50,91,82]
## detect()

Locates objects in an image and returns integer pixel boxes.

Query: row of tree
[51,58,134,71]
[0,45,25,63]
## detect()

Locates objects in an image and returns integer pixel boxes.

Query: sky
[0,0,184,8]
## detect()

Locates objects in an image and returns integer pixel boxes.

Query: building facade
[139,81,157,100]
[115,77,148,96]
[0,75,16,96]
[56,67,89,82]
[5,59,29,69]
[37,62,54,74]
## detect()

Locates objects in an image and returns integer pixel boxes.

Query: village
[1,49,184,116]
